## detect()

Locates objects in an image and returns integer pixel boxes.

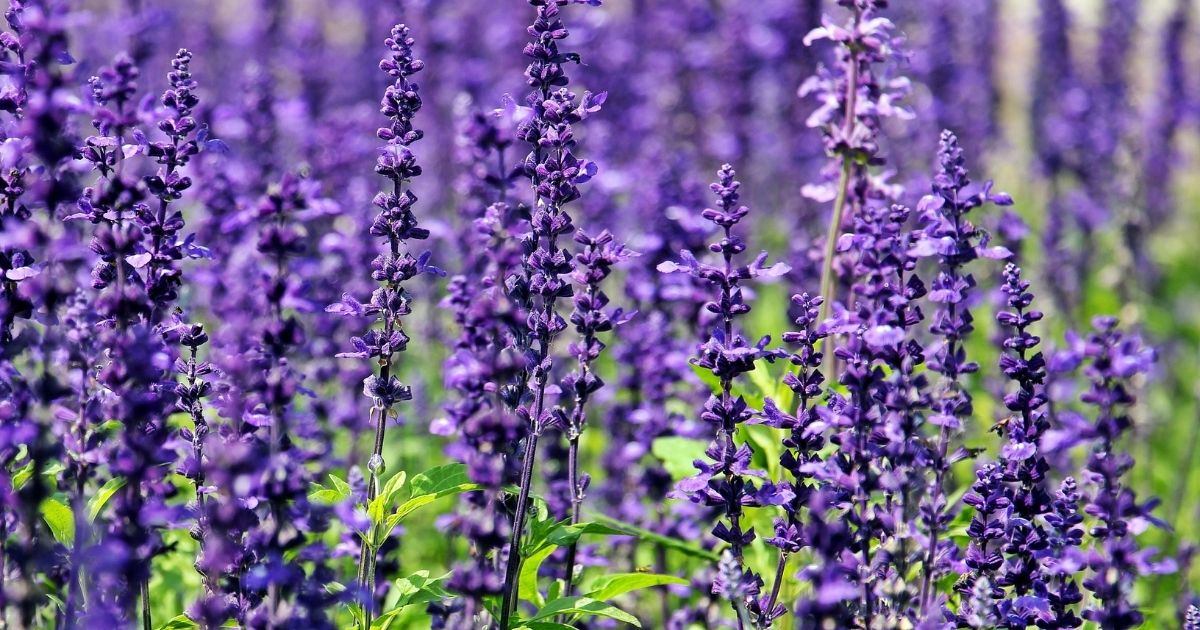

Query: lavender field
[2,0,1200,628]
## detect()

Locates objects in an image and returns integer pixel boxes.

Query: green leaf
[409,463,470,497]
[543,521,627,548]
[517,623,577,630]
[528,596,640,627]
[12,462,66,491]
[650,436,708,480]
[370,479,480,548]
[688,363,721,395]
[380,470,407,506]
[155,614,198,630]
[11,462,31,491]
[88,477,126,522]
[584,573,688,602]
[372,571,452,630]
[742,423,784,480]
[589,514,719,561]
[41,498,74,546]
[309,473,353,506]
[518,545,557,607]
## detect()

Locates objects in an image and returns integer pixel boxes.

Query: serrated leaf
[41,498,74,546]
[372,571,452,630]
[88,477,126,522]
[584,573,688,602]
[650,436,708,480]
[155,614,198,630]
[409,463,470,498]
[528,596,641,627]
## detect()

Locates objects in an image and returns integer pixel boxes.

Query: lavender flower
[801,0,911,322]
[560,229,631,591]
[660,164,790,623]
[912,130,1012,613]
[325,23,436,622]
[1079,317,1171,629]
[498,1,605,623]
[761,292,827,625]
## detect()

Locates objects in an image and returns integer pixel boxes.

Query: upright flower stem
[562,230,628,595]
[498,2,604,623]
[499,413,542,628]
[326,24,432,627]
[817,7,861,328]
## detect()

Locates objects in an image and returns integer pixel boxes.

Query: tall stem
[563,434,582,595]
[764,551,789,624]
[816,6,861,328]
[141,578,151,630]
[499,418,542,629]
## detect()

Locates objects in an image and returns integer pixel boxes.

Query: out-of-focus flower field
[2,0,1200,628]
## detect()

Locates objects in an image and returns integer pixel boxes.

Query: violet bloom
[325,24,437,618]
[793,489,857,628]
[440,109,525,626]
[498,0,605,622]
[1079,317,1172,629]
[660,164,790,624]
[1130,0,1191,289]
[836,201,930,622]
[761,292,827,625]
[1038,477,1085,629]
[801,0,911,321]
[911,130,1012,614]
[140,49,203,315]
[991,263,1054,600]
[560,229,632,592]
[76,47,213,629]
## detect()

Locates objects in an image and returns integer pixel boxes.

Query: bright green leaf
[155,614,198,630]
[589,515,719,561]
[528,596,640,627]
[584,573,688,602]
[650,436,707,480]
[41,498,74,546]
[88,477,126,522]
[372,571,452,630]
[380,470,407,506]
[518,545,557,608]
[409,463,470,497]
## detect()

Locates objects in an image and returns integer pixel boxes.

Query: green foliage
[40,498,74,546]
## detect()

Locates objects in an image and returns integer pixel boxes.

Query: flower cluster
[0,2,1194,630]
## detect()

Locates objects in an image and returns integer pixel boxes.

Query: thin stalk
[499,417,542,629]
[817,158,854,327]
[141,578,151,630]
[356,171,406,624]
[563,276,601,595]
[815,6,862,328]
[563,434,582,595]
[764,551,789,623]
